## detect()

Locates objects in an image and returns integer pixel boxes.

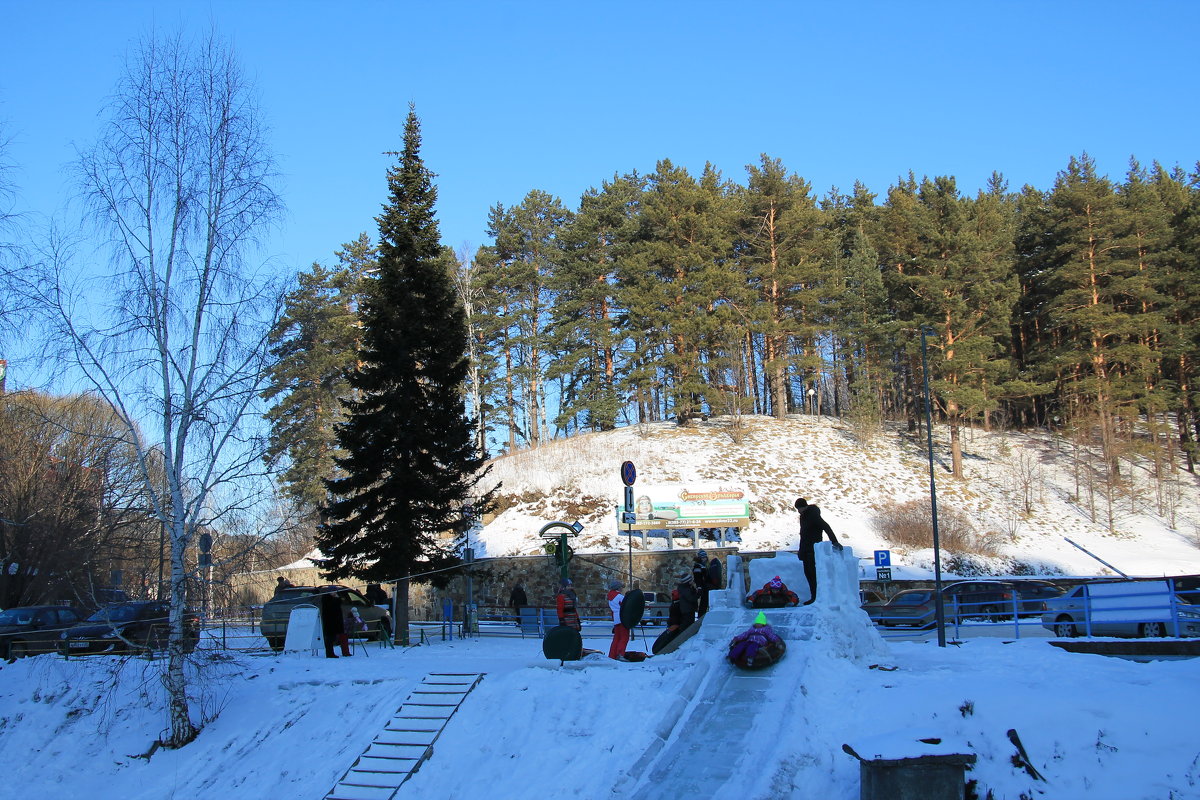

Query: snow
[478,417,1200,580]
[3,417,1198,798]
[3,545,1199,799]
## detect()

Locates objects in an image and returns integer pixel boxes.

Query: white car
[1041,580,1200,638]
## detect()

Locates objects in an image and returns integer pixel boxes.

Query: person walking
[607,579,629,660]
[795,497,843,605]
[693,550,711,617]
[509,582,528,624]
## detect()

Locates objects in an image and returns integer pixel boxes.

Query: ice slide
[616,545,888,800]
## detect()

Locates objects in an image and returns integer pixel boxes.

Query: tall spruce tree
[317,109,491,587]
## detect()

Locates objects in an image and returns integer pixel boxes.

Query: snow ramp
[616,547,887,799]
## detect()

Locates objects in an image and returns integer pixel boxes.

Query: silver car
[1041,580,1200,638]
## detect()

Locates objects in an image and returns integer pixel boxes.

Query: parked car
[640,591,670,626]
[871,589,938,628]
[260,586,391,651]
[860,589,886,606]
[58,601,199,656]
[859,589,886,619]
[940,581,1026,621]
[1042,580,1200,638]
[0,606,81,659]
[1171,576,1200,606]
[870,580,1053,627]
[1008,579,1067,617]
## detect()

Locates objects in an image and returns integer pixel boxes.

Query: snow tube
[748,593,797,608]
[652,627,682,654]
[729,639,786,670]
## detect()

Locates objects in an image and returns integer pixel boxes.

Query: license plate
[68,641,89,649]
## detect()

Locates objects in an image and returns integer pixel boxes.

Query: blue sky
[2,0,1197,272]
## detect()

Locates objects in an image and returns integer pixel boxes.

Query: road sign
[621,460,637,487]
[876,567,892,582]
[874,550,891,567]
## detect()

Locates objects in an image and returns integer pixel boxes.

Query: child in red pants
[607,579,629,660]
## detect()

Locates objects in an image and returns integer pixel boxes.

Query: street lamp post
[921,326,947,647]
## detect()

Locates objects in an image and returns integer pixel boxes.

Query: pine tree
[739,155,825,418]
[482,190,571,448]
[1041,154,1148,489]
[262,234,376,511]
[318,108,491,587]
[552,173,643,432]
[622,159,739,421]
[878,175,1018,477]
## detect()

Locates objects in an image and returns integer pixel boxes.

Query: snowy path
[622,605,819,799]
[620,549,888,799]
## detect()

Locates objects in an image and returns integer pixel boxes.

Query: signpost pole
[621,461,637,584]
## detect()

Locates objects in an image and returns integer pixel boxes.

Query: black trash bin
[843,739,976,800]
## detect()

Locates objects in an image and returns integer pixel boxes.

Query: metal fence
[871,579,1200,641]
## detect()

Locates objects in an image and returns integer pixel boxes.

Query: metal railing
[870,579,1200,640]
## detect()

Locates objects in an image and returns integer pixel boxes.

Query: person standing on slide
[795,497,842,605]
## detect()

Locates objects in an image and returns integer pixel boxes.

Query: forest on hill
[267,152,1200,515]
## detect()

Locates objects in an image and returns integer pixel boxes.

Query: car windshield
[0,609,34,625]
[86,605,139,623]
[891,592,931,606]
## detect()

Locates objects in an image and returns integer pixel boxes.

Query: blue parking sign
[874,550,891,567]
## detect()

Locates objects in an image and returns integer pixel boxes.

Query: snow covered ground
[3,546,1198,799]
[3,418,1197,798]
[478,416,1200,580]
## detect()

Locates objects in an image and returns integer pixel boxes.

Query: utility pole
[921,326,947,647]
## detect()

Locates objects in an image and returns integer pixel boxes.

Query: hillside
[476,414,1200,580]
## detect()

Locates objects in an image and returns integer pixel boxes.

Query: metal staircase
[324,672,485,800]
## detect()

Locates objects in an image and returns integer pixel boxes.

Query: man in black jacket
[795,497,842,605]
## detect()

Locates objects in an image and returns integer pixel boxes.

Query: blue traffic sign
[621,460,637,487]
[874,550,891,567]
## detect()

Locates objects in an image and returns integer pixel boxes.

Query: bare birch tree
[32,31,283,747]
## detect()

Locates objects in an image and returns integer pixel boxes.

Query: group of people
[506,494,842,664]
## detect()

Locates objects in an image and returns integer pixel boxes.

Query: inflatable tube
[729,639,787,670]
[620,588,645,629]
[542,625,583,661]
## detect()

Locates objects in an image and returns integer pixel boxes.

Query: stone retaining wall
[233,547,807,619]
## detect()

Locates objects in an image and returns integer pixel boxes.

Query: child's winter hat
[754,611,769,626]
[768,576,784,589]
